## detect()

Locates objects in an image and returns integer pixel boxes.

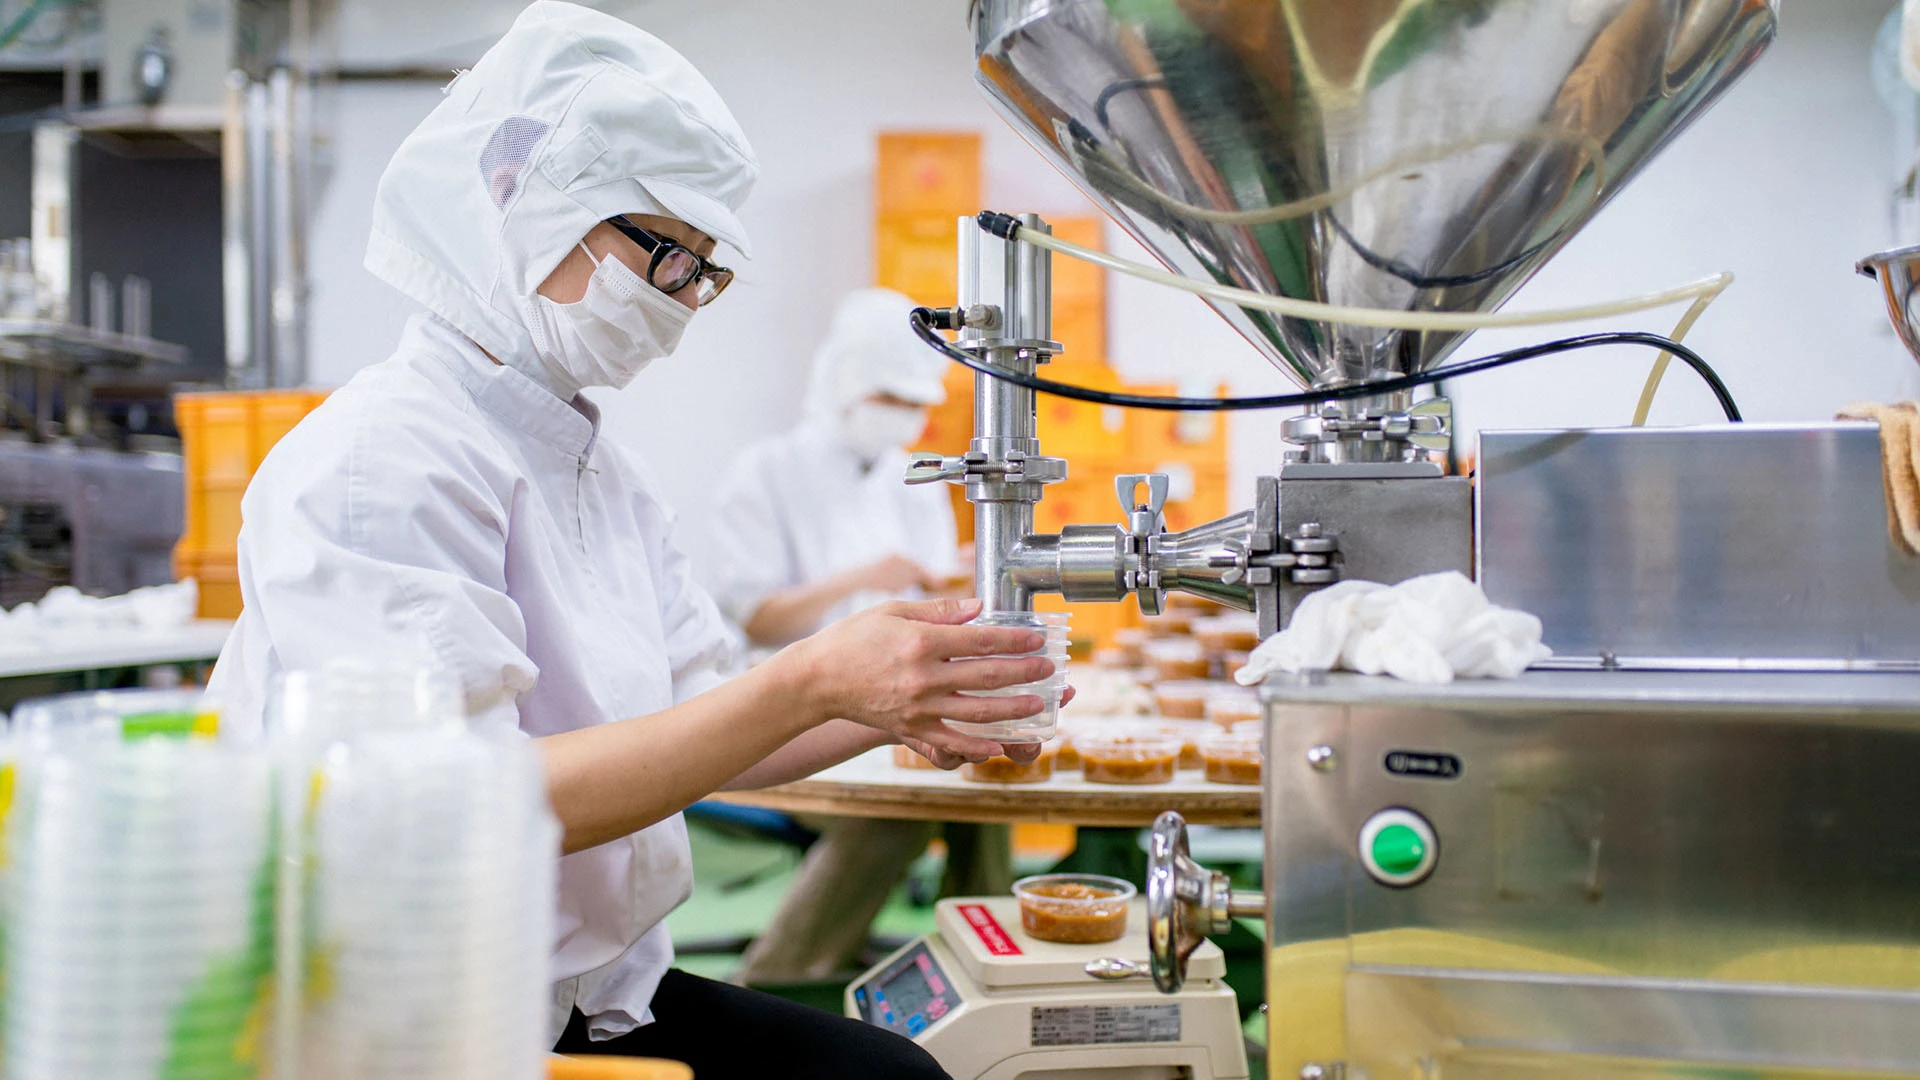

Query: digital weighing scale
[846,897,1247,1080]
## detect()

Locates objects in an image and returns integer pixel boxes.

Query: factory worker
[705,287,963,984]
[206,5,1051,1078]
[706,286,960,651]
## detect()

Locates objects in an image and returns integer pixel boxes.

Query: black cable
[910,307,1743,422]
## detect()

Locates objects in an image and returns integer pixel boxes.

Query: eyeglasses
[604,217,734,307]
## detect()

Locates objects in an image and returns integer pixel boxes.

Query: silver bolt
[1297,522,1322,538]
[1301,1066,1327,1080]
[1306,745,1337,772]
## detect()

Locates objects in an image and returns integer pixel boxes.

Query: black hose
[909,307,1743,422]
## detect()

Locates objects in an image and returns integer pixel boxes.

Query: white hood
[366,0,758,384]
[800,287,949,423]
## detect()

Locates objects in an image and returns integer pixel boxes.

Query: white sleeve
[700,444,800,630]
[236,401,537,730]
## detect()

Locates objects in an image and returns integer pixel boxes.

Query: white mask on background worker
[801,288,947,463]
[842,396,930,460]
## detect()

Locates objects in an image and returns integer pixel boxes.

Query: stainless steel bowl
[1858,245,1920,366]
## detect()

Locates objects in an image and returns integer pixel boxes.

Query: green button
[1371,823,1428,876]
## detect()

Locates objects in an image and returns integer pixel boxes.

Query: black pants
[554,969,951,1080]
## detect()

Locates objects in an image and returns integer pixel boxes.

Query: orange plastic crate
[876,132,981,216]
[174,549,242,620]
[174,389,330,617]
[876,213,965,307]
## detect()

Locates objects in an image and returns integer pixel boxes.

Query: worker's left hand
[895,686,1074,769]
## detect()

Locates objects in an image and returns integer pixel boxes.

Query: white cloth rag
[0,580,199,636]
[1234,572,1551,686]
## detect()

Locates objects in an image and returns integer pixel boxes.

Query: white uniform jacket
[209,313,734,1040]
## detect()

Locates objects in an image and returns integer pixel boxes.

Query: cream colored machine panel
[847,897,1247,1080]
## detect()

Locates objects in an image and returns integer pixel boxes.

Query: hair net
[365,1,758,379]
[801,288,949,422]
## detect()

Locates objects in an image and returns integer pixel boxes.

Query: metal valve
[1115,474,1170,614]
[1147,811,1264,994]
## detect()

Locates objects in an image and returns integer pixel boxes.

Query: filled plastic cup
[1204,686,1262,728]
[949,611,1069,744]
[1200,728,1263,785]
[1077,724,1182,785]
[1013,873,1135,944]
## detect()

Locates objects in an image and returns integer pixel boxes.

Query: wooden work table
[711,746,1262,827]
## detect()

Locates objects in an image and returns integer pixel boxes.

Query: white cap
[802,288,949,421]
[365,1,758,377]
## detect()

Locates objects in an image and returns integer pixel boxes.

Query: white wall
[306,0,1920,566]
[1455,0,1920,444]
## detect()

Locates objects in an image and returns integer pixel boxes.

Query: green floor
[666,817,1268,1078]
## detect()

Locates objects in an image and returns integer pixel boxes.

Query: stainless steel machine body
[926,3,1920,1076]
[1481,424,1920,672]
[1255,670,1920,1077]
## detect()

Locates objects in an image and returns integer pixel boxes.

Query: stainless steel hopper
[970,0,1777,434]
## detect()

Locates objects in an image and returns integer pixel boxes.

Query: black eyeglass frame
[603,217,734,306]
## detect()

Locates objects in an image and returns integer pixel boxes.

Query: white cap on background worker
[800,287,947,460]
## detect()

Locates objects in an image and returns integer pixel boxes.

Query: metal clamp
[1281,398,1452,455]
[1115,474,1171,614]
[906,451,1067,488]
[1233,522,1341,587]
[905,453,973,485]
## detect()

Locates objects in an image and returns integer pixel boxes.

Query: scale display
[851,942,959,1039]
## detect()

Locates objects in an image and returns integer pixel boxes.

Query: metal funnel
[970,0,1777,391]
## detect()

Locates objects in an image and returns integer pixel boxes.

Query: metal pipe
[222,72,252,381]
[962,215,1053,614]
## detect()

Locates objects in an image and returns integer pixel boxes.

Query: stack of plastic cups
[4,689,273,1080]
[274,660,557,1080]
[953,611,1070,743]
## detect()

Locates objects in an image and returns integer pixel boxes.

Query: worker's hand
[856,553,939,594]
[896,717,1064,770]
[783,597,1058,762]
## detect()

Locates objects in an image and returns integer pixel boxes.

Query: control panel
[850,941,960,1039]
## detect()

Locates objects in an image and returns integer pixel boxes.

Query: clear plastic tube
[1011,225,1733,425]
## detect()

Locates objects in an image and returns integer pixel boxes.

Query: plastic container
[1145,639,1210,682]
[951,611,1068,744]
[1013,873,1135,944]
[1201,729,1263,785]
[1110,627,1151,667]
[1078,727,1181,785]
[1151,679,1217,721]
[3,736,273,1080]
[1205,687,1263,728]
[1192,614,1260,654]
[302,723,557,1080]
[962,744,1056,784]
[892,743,940,770]
[11,687,226,747]
[1153,718,1214,770]
[1058,667,1153,718]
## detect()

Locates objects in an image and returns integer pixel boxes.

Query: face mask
[529,243,694,393]
[843,401,928,459]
